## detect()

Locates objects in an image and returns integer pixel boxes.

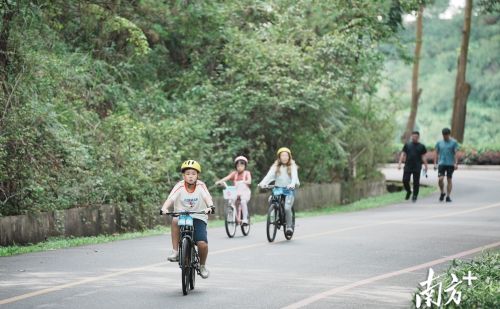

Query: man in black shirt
[398,131,428,202]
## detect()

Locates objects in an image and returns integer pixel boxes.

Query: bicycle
[220,182,251,238]
[262,185,296,242]
[160,209,206,295]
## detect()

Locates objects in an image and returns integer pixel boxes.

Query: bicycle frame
[228,197,242,222]
[177,214,200,275]
[160,209,212,295]
[270,187,294,228]
[265,185,295,242]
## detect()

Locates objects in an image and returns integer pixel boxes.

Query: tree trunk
[401,4,424,143]
[451,0,473,143]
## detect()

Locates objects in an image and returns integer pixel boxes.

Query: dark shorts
[193,219,208,244]
[438,165,455,178]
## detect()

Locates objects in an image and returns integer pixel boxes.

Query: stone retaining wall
[0,180,385,246]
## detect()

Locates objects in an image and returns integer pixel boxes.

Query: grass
[0,187,436,257]
[296,186,436,218]
[0,226,169,257]
[412,250,500,308]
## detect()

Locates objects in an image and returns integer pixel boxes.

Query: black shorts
[193,219,208,243]
[438,165,455,178]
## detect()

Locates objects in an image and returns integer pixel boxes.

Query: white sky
[439,0,466,19]
[403,0,466,22]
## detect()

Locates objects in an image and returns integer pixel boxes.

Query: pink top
[228,170,251,185]
[226,170,252,201]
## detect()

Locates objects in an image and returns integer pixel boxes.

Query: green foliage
[380,6,500,147]
[478,0,500,14]
[0,1,411,220]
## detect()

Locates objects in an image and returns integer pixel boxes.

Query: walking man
[434,128,459,202]
[398,131,428,202]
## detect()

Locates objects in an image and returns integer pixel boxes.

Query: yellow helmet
[276,147,291,156]
[180,160,201,173]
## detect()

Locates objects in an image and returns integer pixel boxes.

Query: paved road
[1,168,499,308]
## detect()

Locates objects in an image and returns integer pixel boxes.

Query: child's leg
[197,241,208,265]
[194,219,208,264]
[230,199,240,223]
[240,198,249,220]
[197,240,210,278]
[284,195,295,228]
[171,218,180,251]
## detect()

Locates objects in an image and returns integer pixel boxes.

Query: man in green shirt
[434,128,459,202]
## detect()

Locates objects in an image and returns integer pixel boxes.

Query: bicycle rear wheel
[225,203,237,238]
[181,237,191,295]
[241,208,251,236]
[266,205,278,242]
[284,207,295,240]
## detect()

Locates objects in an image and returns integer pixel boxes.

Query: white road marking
[281,240,500,309]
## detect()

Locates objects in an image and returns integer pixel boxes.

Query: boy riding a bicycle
[161,160,215,279]
[258,147,300,236]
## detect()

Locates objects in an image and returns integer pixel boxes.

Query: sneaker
[285,227,293,236]
[439,193,446,202]
[199,265,209,279]
[242,219,248,225]
[167,250,178,262]
[412,195,417,203]
[446,196,452,203]
[405,191,412,200]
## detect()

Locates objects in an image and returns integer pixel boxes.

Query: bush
[0,1,410,220]
[413,251,500,308]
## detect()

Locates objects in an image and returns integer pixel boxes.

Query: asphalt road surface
[1,167,499,308]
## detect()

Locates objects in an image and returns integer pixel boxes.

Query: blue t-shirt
[435,139,459,166]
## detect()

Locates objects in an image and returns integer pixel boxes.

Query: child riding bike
[215,156,252,224]
[160,160,215,279]
[258,147,300,236]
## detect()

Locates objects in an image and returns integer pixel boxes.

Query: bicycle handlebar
[218,181,229,189]
[159,210,210,216]
[259,185,296,189]
[264,185,274,189]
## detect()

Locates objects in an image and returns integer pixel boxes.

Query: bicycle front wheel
[181,237,191,295]
[266,205,278,242]
[225,204,237,238]
[189,247,196,290]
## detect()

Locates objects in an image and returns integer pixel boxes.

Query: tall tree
[451,0,473,143]
[401,3,424,143]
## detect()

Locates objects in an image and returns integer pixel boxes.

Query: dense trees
[3,0,494,222]
[381,2,499,147]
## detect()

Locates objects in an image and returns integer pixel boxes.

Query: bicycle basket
[223,186,237,200]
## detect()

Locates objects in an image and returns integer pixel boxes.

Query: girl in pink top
[216,156,252,224]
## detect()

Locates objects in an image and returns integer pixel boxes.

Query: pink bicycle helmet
[234,156,248,166]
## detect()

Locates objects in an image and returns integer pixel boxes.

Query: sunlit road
[1,167,499,308]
